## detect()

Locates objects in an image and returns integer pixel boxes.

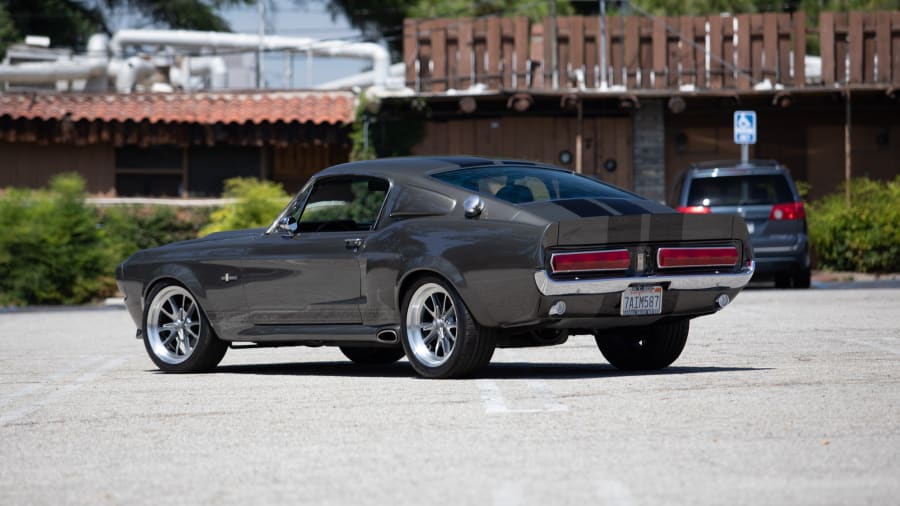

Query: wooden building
[395,11,900,201]
[0,91,354,196]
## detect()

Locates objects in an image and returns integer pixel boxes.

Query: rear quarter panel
[363,217,548,328]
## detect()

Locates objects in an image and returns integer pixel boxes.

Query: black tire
[339,346,405,365]
[400,277,495,379]
[595,320,689,371]
[142,283,228,373]
[792,269,811,289]
[774,272,791,289]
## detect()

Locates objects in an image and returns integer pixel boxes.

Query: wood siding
[405,11,900,92]
[0,142,115,193]
[412,116,633,190]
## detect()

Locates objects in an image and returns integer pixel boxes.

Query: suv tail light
[657,247,739,269]
[551,250,630,273]
[677,206,711,214]
[769,202,805,220]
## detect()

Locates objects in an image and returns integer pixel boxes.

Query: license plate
[620,286,663,316]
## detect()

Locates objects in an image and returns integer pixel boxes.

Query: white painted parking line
[525,380,568,412]
[476,379,569,414]
[0,357,126,426]
[476,380,512,414]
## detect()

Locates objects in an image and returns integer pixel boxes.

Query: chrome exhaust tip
[548,300,567,317]
[376,329,399,343]
[715,294,731,309]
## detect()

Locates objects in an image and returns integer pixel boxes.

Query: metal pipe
[110,29,391,88]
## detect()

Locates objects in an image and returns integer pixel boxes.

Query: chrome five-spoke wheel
[142,283,227,373]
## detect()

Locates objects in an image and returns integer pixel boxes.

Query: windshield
[432,166,636,204]
[687,175,795,207]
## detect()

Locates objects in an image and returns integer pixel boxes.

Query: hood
[160,227,266,248]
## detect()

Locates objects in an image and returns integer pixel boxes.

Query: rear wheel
[339,346,405,365]
[400,277,495,379]
[792,268,811,289]
[595,320,689,370]
[143,283,227,373]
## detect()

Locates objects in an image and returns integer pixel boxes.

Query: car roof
[683,159,789,178]
[317,156,568,180]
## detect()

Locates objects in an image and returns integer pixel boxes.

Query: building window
[115,146,184,197]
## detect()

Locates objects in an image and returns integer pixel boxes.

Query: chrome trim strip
[533,261,756,296]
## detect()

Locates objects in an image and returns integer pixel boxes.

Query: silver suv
[671,160,810,288]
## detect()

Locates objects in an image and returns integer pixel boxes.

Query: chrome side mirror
[463,195,484,219]
[277,216,297,236]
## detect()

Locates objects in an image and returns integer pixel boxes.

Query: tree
[0,0,253,57]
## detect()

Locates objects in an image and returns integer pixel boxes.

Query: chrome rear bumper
[533,261,756,296]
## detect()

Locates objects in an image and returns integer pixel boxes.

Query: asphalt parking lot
[1,285,898,506]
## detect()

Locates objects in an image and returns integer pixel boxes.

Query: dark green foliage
[199,177,289,236]
[808,177,900,273]
[98,205,212,264]
[0,0,253,58]
[0,174,214,306]
[351,96,426,161]
[0,174,111,305]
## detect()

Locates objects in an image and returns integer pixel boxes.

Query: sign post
[733,110,757,164]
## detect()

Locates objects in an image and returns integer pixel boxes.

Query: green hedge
[808,177,900,273]
[0,174,112,305]
[0,174,213,306]
[199,177,289,236]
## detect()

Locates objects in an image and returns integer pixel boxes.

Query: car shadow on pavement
[209,361,768,380]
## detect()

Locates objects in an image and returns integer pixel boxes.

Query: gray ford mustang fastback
[117,156,755,378]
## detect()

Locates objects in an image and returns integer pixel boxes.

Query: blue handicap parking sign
[734,110,757,144]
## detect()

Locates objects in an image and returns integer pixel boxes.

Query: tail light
[677,206,711,214]
[657,247,739,269]
[769,202,805,220]
[551,249,630,273]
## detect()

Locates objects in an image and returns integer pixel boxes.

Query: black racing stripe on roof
[552,199,615,217]
[605,199,654,215]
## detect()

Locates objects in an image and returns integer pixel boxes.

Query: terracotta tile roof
[0,91,356,125]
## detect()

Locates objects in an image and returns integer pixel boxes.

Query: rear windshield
[432,166,635,204]
[686,175,795,206]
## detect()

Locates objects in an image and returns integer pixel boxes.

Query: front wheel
[595,320,689,371]
[400,277,495,379]
[143,283,227,373]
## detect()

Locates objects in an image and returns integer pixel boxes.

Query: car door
[240,175,389,325]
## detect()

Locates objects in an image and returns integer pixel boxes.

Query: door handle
[345,238,364,251]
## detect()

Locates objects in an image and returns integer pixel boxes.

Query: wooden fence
[403,11,900,93]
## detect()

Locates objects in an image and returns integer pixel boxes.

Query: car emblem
[221,273,238,283]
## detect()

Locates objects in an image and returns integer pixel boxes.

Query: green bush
[0,173,112,305]
[199,177,290,236]
[808,177,900,273]
[99,205,212,264]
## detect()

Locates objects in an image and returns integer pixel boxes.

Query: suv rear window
[686,175,794,206]
[433,166,634,204]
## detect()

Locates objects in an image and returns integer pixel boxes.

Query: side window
[296,176,388,233]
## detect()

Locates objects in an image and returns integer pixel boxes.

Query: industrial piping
[109,29,391,89]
